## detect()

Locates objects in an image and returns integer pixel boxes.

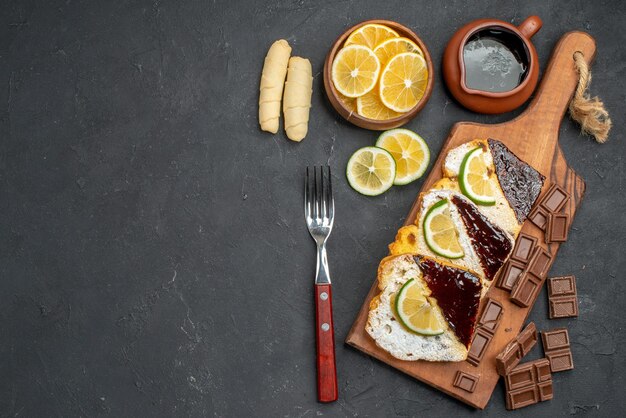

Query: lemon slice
[345,23,399,50]
[331,45,381,98]
[379,52,428,112]
[356,89,403,120]
[395,278,445,335]
[423,199,464,259]
[376,129,430,185]
[374,37,423,68]
[459,147,497,206]
[346,147,396,196]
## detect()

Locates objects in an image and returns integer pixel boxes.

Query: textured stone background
[1,0,624,416]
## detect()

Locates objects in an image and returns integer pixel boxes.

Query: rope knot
[569,51,612,143]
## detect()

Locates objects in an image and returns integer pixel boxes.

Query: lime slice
[376,129,430,185]
[459,147,497,206]
[423,199,464,259]
[346,147,396,196]
[394,278,445,335]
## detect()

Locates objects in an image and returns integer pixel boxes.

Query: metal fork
[304,166,338,403]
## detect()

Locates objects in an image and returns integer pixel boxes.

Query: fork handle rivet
[321,323,330,331]
[320,292,328,301]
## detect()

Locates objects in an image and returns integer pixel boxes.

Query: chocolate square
[540,184,570,213]
[453,370,479,393]
[467,328,492,367]
[510,273,543,307]
[511,233,538,263]
[547,276,577,297]
[546,213,569,243]
[496,339,523,376]
[478,298,503,334]
[505,363,536,391]
[537,380,554,401]
[546,349,574,372]
[534,359,552,382]
[528,205,549,230]
[517,322,538,356]
[497,260,526,291]
[506,386,539,410]
[541,328,570,351]
[527,247,553,279]
[549,296,579,319]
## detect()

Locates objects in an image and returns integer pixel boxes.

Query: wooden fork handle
[315,283,338,402]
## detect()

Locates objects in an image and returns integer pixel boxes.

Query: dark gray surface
[1,0,624,416]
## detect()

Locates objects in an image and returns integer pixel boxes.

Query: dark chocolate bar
[537,381,554,401]
[518,322,538,356]
[526,247,553,279]
[496,339,523,376]
[467,328,493,367]
[497,260,525,291]
[542,328,574,372]
[547,276,577,297]
[477,298,503,334]
[510,273,543,307]
[546,212,569,243]
[528,205,549,230]
[506,386,539,410]
[453,370,479,393]
[496,322,537,375]
[546,349,574,372]
[540,184,570,213]
[541,328,570,351]
[505,359,551,390]
[504,357,553,409]
[549,296,579,319]
[505,363,536,391]
[533,358,552,382]
[511,233,538,264]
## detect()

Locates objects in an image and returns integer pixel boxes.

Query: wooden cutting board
[345,31,594,409]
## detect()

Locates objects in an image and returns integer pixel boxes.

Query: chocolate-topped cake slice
[416,255,482,348]
[451,194,513,281]
[441,138,545,238]
[488,139,545,223]
[366,254,484,362]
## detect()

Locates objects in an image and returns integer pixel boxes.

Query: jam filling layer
[452,195,513,281]
[415,256,482,348]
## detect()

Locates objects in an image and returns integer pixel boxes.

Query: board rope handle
[569,51,612,143]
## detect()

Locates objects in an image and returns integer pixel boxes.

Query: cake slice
[450,194,513,282]
[391,189,513,291]
[412,189,484,280]
[443,138,545,236]
[366,254,482,361]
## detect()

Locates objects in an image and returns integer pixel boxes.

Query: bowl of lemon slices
[323,20,434,130]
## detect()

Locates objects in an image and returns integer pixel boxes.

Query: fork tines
[304,166,334,223]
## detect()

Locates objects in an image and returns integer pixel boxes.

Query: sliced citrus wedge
[345,23,399,50]
[356,89,403,120]
[331,44,381,98]
[423,199,464,259]
[459,147,497,206]
[379,52,428,112]
[346,146,396,196]
[376,129,430,185]
[394,278,445,335]
[374,37,423,68]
